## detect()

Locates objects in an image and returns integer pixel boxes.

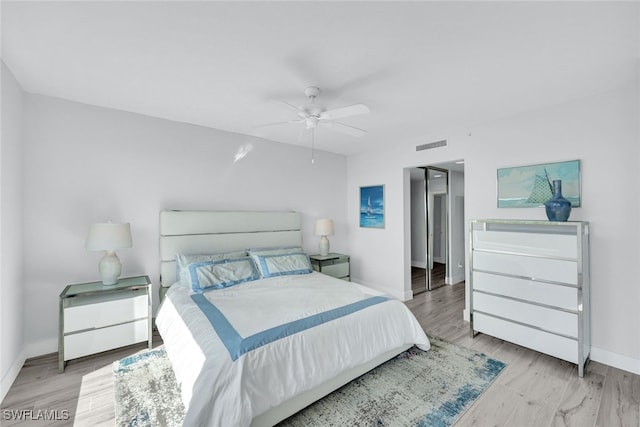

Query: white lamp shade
[85,223,132,251]
[315,219,334,236]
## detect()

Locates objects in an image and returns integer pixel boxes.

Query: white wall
[347,84,640,374]
[22,94,348,356]
[1,62,25,401]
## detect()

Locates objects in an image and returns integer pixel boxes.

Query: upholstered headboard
[159,210,302,291]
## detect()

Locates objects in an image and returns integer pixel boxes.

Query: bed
[155,210,430,426]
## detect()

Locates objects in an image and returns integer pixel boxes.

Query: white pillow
[186,257,260,293]
[176,251,247,285]
[251,252,313,278]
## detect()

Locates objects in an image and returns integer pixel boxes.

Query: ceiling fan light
[304,103,325,116]
[306,116,319,129]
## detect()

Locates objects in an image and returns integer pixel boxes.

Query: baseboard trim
[591,346,640,376]
[1,349,26,403]
[402,289,414,301]
[25,338,58,360]
[451,275,465,285]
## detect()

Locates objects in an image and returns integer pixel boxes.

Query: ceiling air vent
[416,139,447,151]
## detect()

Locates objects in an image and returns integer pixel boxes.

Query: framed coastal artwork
[497,160,581,208]
[360,185,385,228]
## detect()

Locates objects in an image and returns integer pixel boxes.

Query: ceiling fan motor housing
[304,86,321,99]
[301,87,325,128]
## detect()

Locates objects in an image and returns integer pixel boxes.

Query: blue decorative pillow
[187,257,260,293]
[251,252,313,278]
[176,251,247,285]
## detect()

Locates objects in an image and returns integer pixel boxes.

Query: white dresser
[470,220,590,376]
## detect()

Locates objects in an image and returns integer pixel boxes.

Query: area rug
[113,337,506,427]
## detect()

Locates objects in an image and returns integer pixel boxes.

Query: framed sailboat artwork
[360,185,385,228]
[497,160,581,208]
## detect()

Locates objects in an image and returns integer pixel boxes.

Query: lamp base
[319,235,330,257]
[99,251,122,286]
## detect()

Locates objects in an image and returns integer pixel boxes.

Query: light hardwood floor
[406,283,640,427]
[2,283,639,426]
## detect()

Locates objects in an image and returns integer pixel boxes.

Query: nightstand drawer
[64,290,148,333]
[320,262,349,279]
[64,319,148,360]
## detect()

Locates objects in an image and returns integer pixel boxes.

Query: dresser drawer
[473,230,578,259]
[473,291,578,338]
[473,312,578,364]
[473,271,577,311]
[473,251,578,285]
[64,290,148,333]
[64,318,148,360]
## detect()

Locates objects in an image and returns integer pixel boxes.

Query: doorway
[410,161,465,296]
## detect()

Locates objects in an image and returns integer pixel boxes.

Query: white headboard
[159,210,302,289]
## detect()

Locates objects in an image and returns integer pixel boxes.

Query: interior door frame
[425,166,449,291]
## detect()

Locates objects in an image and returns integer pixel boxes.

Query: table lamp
[315,219,334,256]
[85,222,132,285]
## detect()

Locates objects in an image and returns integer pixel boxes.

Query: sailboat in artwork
[526,169,553,204]
[360,188,384,228]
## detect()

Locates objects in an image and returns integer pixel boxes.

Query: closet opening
[409,161,465,296]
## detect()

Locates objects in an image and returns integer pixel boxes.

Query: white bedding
[156,272,430,426]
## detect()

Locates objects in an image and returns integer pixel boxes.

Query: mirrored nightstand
[309,253,350,281]
[58,275,152,372]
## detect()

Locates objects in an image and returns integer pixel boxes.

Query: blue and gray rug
[113,337,506,427]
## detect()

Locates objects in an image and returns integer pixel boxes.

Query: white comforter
[156,272,430,426]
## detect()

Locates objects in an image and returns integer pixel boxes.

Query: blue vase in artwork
[545,180,572,222]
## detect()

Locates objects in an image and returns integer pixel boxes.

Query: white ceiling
[2,1,638,156]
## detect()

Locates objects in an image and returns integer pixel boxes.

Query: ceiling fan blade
[319,120,367,137]
[320,103,369,120]
[254,118,304,129]
[278,100,306,116]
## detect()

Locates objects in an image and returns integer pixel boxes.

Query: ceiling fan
[258,86,370,137]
